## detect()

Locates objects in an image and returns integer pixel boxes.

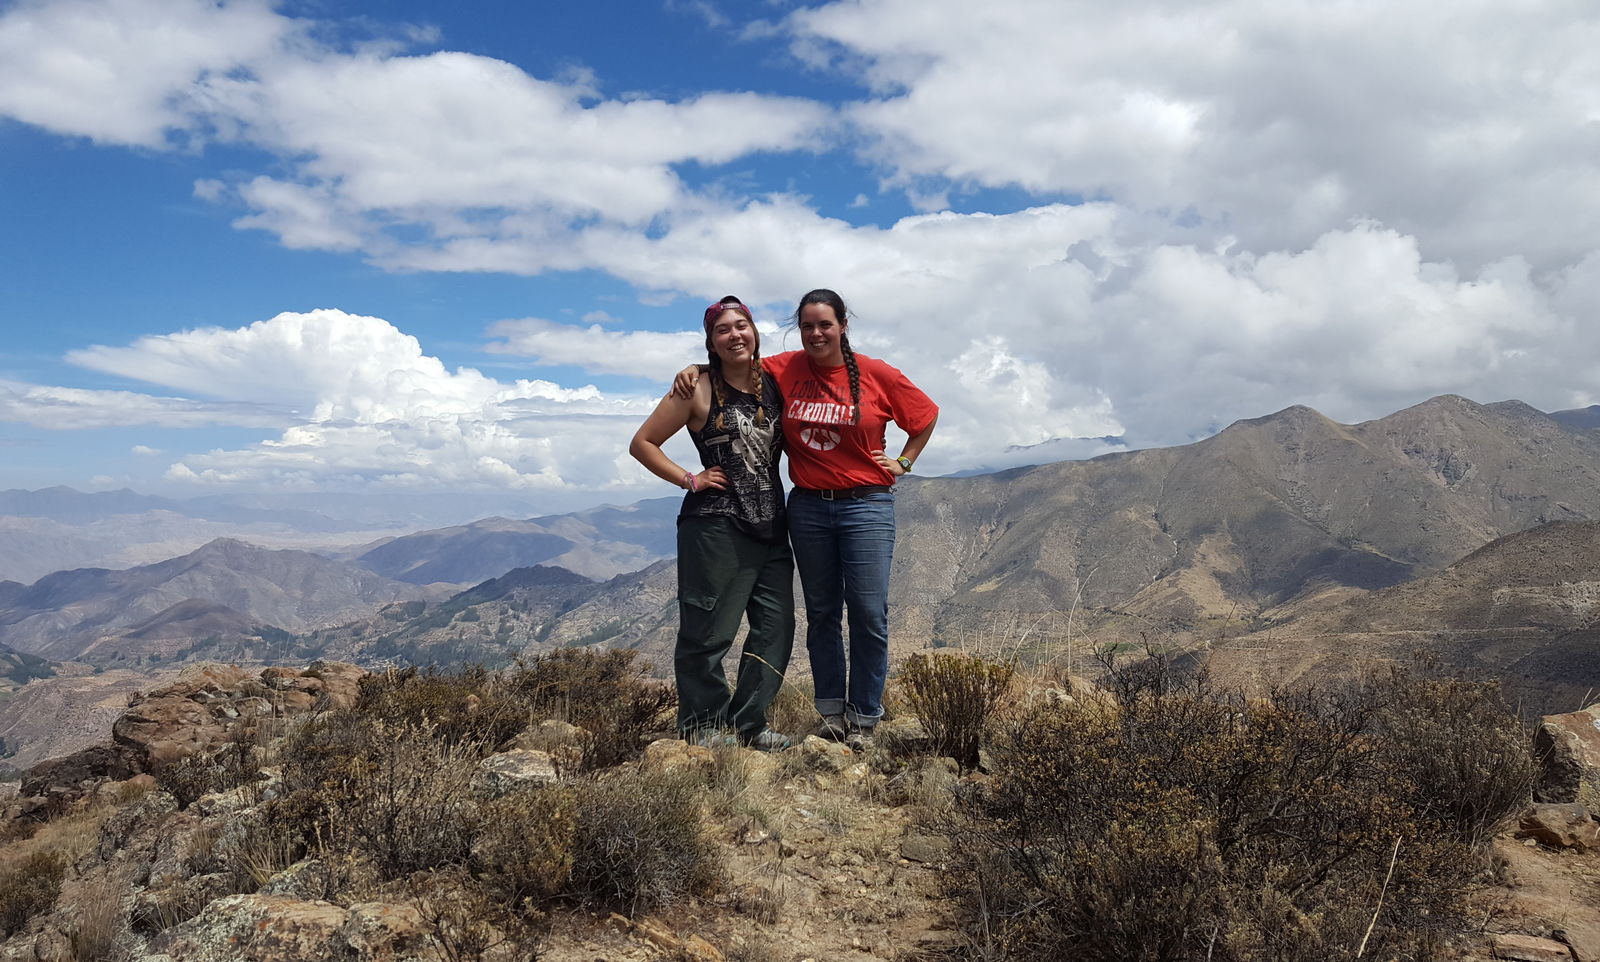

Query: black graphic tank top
[680,374,786,543]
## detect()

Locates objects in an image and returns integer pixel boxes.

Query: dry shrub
[507,649,676,771]
[150,730,260,810]
[410,868,546,962]
[1364,668,1537,849]
[472,787,578,907]
[566,768,721,914]
[900,652,1014,769]
[724,933,782,962]
[267,714,480,880]
[940,673,1488,962]
[358,665,527,749]
[0,850,63,937]
[345,655,676,775]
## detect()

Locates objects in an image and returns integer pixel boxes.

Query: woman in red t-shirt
[677,289,937,745]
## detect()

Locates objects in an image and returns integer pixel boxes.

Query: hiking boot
[688,729,738,749]
[845,726,876,752]
[817,714,848,741]
[743,728,792,752]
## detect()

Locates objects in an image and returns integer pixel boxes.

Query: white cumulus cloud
[50,310,672,493]
[790,0,1600,270]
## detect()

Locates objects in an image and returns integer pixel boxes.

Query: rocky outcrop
[152,895,432,962]
[5,661,368,823]
[1534,704,1600,805]
[470,748,558,800]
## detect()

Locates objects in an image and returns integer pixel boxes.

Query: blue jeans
[786,489,895,727]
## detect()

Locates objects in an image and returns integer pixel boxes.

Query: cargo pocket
[678,592,720,645]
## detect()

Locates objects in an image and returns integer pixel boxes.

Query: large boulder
[1514,803,1600,851]
[19,743,137,800]
[1534,704,1600,805]
[471,749,558,800]
[304,661,365,709]
[159,663,254,700]
[113,693,231,768]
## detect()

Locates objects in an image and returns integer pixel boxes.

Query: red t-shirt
[763,350,938,490]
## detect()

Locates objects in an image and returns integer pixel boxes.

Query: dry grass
[765,680,820,743]
[0,799,120,872]
[67,872,126,962]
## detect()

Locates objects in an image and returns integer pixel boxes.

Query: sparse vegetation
[0,642,1556,961]
[0,851,63,937]
[900,651,1014,769]
[930,648,1536,961]
[566,768,722,914]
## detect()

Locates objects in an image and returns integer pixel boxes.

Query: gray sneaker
[744,729,791,752]
[817,714,848,740]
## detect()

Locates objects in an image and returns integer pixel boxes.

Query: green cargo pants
[675,515,795,738]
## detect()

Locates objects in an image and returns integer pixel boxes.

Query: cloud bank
[3,0,1599,494]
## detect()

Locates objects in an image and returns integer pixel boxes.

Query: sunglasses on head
[704,300,751,324]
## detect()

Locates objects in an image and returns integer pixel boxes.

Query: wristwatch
[896,456,913,473]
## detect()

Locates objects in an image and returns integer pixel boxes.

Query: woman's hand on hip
[873,450,906,477]
[694,466,728,491]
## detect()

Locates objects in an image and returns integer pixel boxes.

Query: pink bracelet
[682,471,698,492]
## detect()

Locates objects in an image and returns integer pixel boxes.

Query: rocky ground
[0,664,1596,961]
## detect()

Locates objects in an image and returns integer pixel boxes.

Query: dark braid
[839,332,861,425]
[708,354,728,430]
[750,349,767,426]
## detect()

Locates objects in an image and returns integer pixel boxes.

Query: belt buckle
[821,488,836,501]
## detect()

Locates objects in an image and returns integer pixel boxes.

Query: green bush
[0,851,65,937]
[900,652,1014,769]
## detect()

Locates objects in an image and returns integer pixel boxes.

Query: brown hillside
[1204,520,1600,714]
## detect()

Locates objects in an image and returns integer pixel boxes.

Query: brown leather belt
[792,485,892,501]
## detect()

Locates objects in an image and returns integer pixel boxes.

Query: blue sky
[3,0,1599,512]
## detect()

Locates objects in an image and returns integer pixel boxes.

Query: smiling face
[709,309,758,366]
[798,301,846,366]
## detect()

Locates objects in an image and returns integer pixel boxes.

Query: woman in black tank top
[628,296,794,750]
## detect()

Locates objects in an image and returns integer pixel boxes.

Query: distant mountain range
[5,394,1600,714]
[342,497,680,584]
[0,539,449,663]
[1548,404,1600,432]
[882,396,1600,643]
[0,488,570,584]
[248,396,1600,701]
[7,393,1600,765]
